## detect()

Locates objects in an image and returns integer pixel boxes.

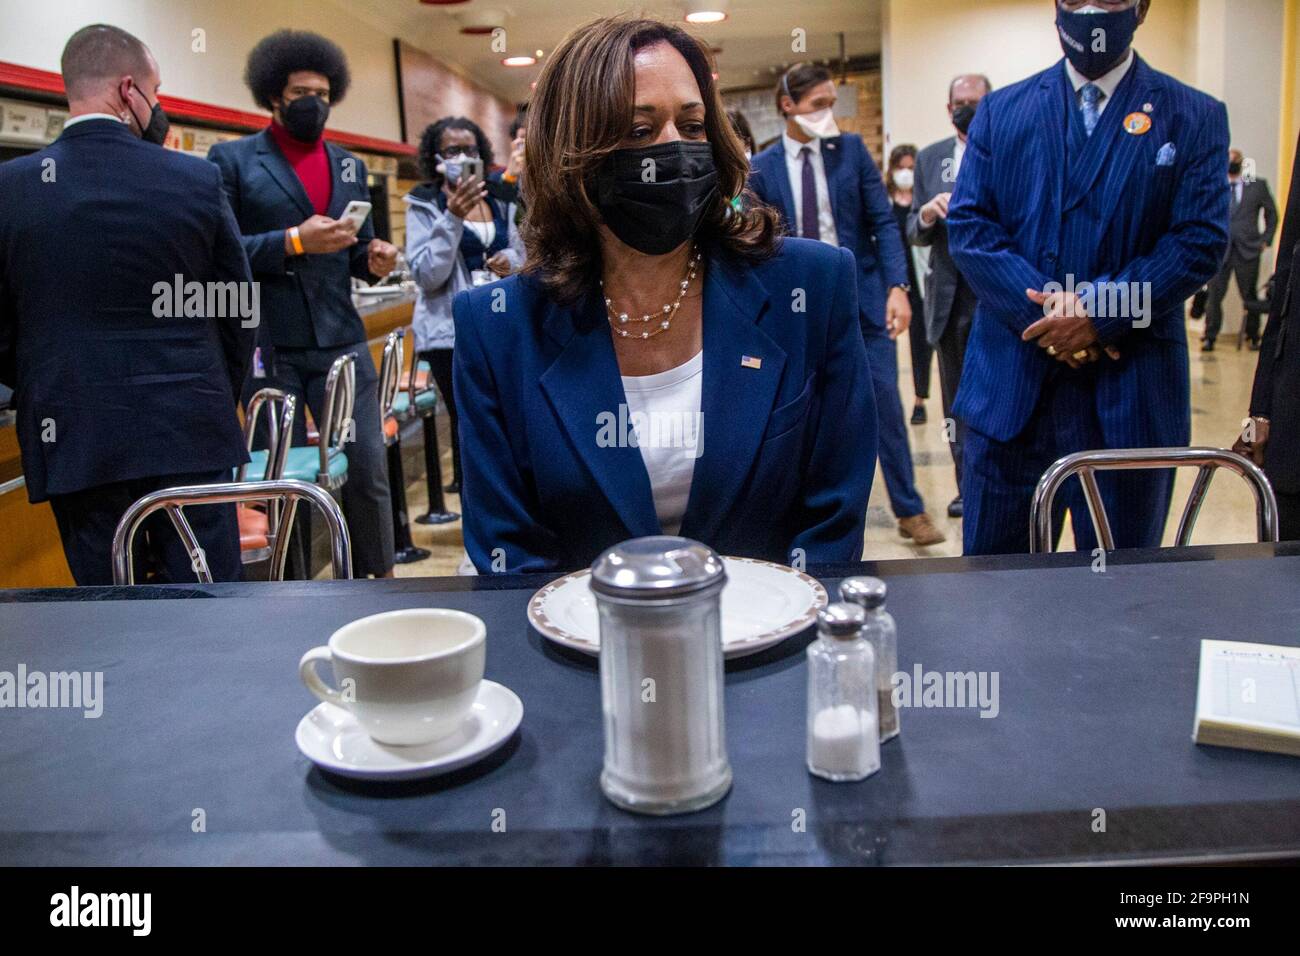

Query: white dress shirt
[62,113,123,129]
[1064,48,1136,117]
[952,137,967,181]
[781,132,839,246]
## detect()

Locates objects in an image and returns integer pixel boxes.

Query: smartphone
[458,158,484,185]
[340,200,372,232]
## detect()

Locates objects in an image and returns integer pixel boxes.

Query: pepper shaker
[591,536,732,815]
[840,576,899,742]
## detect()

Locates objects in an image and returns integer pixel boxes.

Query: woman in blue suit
[453,16,877,574]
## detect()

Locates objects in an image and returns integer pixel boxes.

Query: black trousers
[268,344,394,577]
[1277,491,1300,543]
[49,469,240,586]
[1205,249,1263,343]
[906,289,932,400]
[934,290,976,491]
[420,347,460,487]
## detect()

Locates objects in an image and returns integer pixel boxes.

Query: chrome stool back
[1030,447,1279,553]
[235,388,298,564]
[378,329,430,564]
[111,479,352,584]
[315,352,356,489]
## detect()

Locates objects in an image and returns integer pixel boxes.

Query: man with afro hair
[209,30,400,578]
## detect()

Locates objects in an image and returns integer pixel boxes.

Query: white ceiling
[333,0,882,103]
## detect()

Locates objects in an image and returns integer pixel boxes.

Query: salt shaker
[807,603,881,782]
[840,576,899,742]
[591,536,732,815]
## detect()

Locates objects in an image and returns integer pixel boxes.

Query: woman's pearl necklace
[600,248,701,341]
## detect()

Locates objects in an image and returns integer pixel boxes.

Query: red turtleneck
[268,121,331,215]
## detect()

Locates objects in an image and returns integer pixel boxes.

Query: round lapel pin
[1123,112,1152,136]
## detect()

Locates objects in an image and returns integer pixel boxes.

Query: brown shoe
[898,512,946,546]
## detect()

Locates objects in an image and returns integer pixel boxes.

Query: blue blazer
[0,119,254,502]
[947,56,1230,444]
[208,129,377,349]
[748,133,908,335]
[452,239,877,573]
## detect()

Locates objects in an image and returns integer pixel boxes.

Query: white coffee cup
[299,609,485,746]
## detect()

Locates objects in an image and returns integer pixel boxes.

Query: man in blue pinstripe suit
[948,0,1229,554]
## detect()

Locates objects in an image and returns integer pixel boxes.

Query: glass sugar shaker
[807,603,881,782]
[840,576,899,742]
[591,536,732,815]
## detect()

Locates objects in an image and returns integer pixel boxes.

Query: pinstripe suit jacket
[947,56,1230,444]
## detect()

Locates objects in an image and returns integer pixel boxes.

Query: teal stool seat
[245,447,348,484]
[392,389,437,417]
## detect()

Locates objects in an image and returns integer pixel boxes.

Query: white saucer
[528,556,828,659]
[295,680,523,781]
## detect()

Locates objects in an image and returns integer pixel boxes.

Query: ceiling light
[502,55,537,67]
[684,0,728,23]
[457,7,507,35]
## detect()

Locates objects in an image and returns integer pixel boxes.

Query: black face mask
[130,93,169,146]
[281,94,329,143]
[1228,161,1243,176]
[591,140,718,256]
[951,104,977,136]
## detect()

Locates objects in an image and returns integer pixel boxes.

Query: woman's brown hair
[521,15,781,304]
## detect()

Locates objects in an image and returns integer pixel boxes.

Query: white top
[1064,48,1136,118]
[952,137,967,180]
[781,132,839,246]
[462,218,496,248]
[620,350,704,536]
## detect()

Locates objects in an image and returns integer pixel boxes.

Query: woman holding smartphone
[404,116,523,495]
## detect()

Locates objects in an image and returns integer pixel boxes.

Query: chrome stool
[111,479,352,584]
[237,388,297,565]
[379,329,430,564]
[402,334,459,525]
[1030,447,1280,553]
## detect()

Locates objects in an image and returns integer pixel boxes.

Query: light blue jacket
[403,188,524,351]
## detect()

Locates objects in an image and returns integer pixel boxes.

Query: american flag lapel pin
[741,355,762,370]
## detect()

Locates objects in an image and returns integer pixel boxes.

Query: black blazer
[0,119,254,502]
[1228,178,1279,261]
[208,129,376,349]
[1248,134,1300,493]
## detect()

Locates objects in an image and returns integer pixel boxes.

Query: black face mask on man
[951,104,978,136]
[1055,3,1140,79]
[128,88,169,146]
[591,140,719,256]
[281,94,330,143]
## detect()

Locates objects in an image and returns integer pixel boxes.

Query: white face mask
[892,168,914,190]
[793,107,840,140]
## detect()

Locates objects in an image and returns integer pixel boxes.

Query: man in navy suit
[948,0,1230,554]
[208,30,400,578]
[750,64,945,546]
[0,25,254,585]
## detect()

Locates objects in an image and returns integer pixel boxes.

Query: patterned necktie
[799,146,820,241]
[1079,83,1104,137]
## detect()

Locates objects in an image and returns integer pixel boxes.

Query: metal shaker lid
[818,602,867,640]
[839,576,887,610]
[590,536,726,600]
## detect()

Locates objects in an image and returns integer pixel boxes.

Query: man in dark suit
[208,30,399,578]
[750,63,945,546]
[0,24,254,585]
[1236,131,1300,539]
[908,74,992,519]
[1203,148,1279,351]
[948,0,1229,555]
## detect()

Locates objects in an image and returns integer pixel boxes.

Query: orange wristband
[288,226,304,256]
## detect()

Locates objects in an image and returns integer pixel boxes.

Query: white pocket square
[1155,143,1177,166]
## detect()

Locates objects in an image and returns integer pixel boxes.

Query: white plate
[295,680,522,782]
[528,556,827,659]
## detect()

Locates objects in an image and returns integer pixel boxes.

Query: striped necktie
[1079,83,1104,137]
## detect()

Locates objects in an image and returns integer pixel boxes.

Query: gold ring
[1046,345,1058,356]
[1073,349,1090,361]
